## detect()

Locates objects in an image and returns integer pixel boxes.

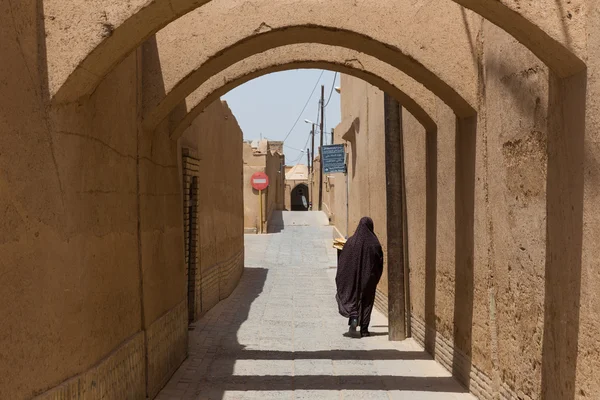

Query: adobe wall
[403,20,558,399]
[0,4,242,396]
[242,142,285,233]
[311,158,336,224]
[264,149,285,230]
[335,15,600,399]
[179,100,245,320]
[0,2,145,395]
[333,75,389,301]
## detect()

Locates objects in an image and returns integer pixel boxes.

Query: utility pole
[318,85,325,211]
[306,148,311,173]
[331,128,335,145]
[310,124,315,209]
[310,125,315,176]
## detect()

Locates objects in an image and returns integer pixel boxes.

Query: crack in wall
[7,0,67,216]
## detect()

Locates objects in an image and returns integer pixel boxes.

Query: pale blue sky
[222,69,341,165]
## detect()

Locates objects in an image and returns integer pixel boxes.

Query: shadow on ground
[157,263,471,399]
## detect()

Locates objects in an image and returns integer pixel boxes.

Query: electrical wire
[282,70,325,143]
[284,144,305,152]
[323,72,338,108]
[290,128,313,166]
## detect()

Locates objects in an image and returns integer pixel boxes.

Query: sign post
[345,147,349,238]
[251,172,269,234]
[259,189,263,234]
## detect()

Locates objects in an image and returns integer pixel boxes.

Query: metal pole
[345,145,349,238]
[319,85,325,211]
[259,189,263,234]
[310,125,315,176]
[311,125,316,209]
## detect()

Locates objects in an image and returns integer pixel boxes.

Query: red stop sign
[251,171,269,191]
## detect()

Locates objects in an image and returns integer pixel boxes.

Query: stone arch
[163,44,437,139]
[137,0,487,129]
[47,0,586,103]
[141,25,477,135]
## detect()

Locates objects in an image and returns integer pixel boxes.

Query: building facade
[284,164,310,211]
[243,140,285,233]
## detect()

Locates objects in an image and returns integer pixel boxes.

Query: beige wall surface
[401,22,554,397]
[0,12,144,396]
[264,149,285,227]
[180,100,245,318]
[333,11,600,397]
[333,75,389,297]
[311,158,336,224]
[0,12,243,397]
[243,141,285,233]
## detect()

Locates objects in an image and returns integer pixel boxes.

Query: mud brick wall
[34,334,146,400]
[146,301,188,398]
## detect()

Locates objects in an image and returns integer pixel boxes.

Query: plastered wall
[0,8,243,396]
[333,75,389,300]
[334,16,600,399]
[0,7,145,394]
[179,101,245,318]
[242,142,285,233]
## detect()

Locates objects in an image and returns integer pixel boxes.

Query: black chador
[335,217,383,337]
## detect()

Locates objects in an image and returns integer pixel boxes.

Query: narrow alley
[157,212,475,400]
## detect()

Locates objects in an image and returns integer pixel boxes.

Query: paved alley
[157,213,475,400]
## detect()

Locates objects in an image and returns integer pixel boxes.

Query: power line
[284,144,305,152]
[324,72,338,108]
[290,128,313,166]
[282,70,325,143]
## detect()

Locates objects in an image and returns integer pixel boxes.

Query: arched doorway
[291,184,309,211]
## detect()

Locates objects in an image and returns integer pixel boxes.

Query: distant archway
[291,184,309,211]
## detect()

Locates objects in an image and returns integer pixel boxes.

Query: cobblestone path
[157,218,476,400]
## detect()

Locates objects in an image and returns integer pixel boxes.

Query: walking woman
[335,217,384,337]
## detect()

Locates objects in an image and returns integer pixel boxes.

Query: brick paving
[157,214,476,400]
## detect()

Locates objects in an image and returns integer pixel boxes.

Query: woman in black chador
[335,217,384,337]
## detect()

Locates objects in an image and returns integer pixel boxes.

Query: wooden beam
[384,93,407,341]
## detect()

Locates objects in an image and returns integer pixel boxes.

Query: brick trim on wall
[374,290,522,399]
[198,248,245,320]
[146,300,188,399]
[411,315,521,400]
[33,300,189,400]
[34,333,146,400]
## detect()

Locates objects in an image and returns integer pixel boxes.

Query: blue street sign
[322,144,347,174]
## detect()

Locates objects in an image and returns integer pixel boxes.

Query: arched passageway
[290,184,309,211]
[46,0,585,103]
[2,0,598,398]
[165,44,437,139]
